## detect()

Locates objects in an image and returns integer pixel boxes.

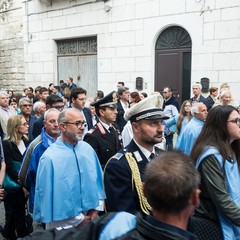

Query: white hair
[33,101,46,112]
[0,91,9,97]
[220,90,231,98]
[19,97,32,106]
[44,108,60,120]
[191,103,201,115]
[192,83,202,90]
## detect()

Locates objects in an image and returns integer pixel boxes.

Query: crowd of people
[0,79,238,240]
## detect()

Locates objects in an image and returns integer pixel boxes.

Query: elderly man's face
[60,110,85,144]
[192,87,201,97]
[20,100,33,116]
[39,104,47,116]
[0,94,9,108]
[195,103,208,121]
[44,110,60,138]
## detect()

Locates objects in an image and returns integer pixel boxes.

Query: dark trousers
[165,134,174,150]
[3,189,28,240]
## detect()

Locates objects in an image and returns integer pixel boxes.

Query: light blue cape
[34,138,105,223]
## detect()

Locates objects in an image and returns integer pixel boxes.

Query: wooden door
[57,37,97,98]
[155,26,192,105]
[58,55,97,98]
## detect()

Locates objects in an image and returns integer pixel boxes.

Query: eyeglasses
[21,104,32,107]
[63,121,87,128]
[227,118,240,126]
[20,122,29,127]
[52,105,64,110]
[162,92,168,94]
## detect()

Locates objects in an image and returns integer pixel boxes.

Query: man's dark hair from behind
[144,150,200,214]
[118,81,125,86]
[46,95,63,107]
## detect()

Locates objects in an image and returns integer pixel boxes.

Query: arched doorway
[155,26,192,105]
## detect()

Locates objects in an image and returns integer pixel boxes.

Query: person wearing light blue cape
[34,108,105,230]
[177,102,207,155]
[190,105,240,240]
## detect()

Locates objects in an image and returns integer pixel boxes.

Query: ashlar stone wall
[0,0,25,91]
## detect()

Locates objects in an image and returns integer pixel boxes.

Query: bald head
[58,108,85,145]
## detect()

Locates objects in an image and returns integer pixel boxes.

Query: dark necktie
[109,127,114,135]
[149,152,156,161]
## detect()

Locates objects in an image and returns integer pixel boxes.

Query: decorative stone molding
[156,26,192,49]
[57,37,97,56]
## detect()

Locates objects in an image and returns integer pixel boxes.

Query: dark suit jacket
[104,140,162,214]
[190,95,209,109]
[205,95,215,110]
[84,122,122,169]
[28,115,38,142]
[3,140,28,182]
[32,116,44,140]
[67,83,77,91]
[116,100,128,133]
[163,96,179,111]
[82,107,93,130]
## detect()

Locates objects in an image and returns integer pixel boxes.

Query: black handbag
[25,204,33,234]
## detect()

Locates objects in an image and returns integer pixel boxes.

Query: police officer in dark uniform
[104,93,169,214]
[84,91,122,169]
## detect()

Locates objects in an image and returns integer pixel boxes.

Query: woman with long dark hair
[190,105,240,240]
[164,100,192,149]
[2,115,30,239]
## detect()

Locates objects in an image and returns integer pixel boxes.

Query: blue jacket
[26,128,56,213]
[176,117,204,156]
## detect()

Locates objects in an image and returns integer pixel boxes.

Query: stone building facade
[0,0,240,105]
[0,0,25,91]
